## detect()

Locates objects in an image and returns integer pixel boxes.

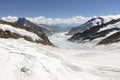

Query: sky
[0,0,120,18]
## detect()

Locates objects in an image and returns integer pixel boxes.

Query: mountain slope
[68,18,120,45]
[98,31,120,44]
[0,20,53,45]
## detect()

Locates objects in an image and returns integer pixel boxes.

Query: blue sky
[0,0,120,18]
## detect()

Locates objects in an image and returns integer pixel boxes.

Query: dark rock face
[68,18,120,44]
[0,29,38,42]
[67,17,104,35]
[15,18,52,36]
[98,32,120,44]
[68,33,82,41]
[0,29,21,39]
[0,20,53,45]
[88,28,120,41]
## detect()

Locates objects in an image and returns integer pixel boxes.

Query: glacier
[0,32,120,80]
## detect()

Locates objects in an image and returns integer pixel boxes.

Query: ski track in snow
[0,32,120,80]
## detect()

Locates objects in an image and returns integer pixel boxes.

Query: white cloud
[1,16,18,22]
[26,15,120,26]
[100,15,120,23]
[26,16,90,25]
[1,15,120,26]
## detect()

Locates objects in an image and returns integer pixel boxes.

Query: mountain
[15,18,52,36]
[0,20,53,45]
[67,17,104,35]
[68,18,120,45]
[15,18,72,35]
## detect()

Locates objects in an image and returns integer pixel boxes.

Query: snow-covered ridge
[98,22,120,32]
[0,24,42,41]
[0,20,53,45]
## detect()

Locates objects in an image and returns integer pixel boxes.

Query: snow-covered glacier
[0,31,120,80]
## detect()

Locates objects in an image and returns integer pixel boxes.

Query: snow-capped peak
[91,17,104,26]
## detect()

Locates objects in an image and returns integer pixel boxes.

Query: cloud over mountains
[1,15,120,26]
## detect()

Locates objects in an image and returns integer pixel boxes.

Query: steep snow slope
[0,31,120,80]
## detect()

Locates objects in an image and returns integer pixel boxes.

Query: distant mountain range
[1,16,73,35]
[2,15,120,45]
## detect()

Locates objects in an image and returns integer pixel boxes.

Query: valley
[1,0,120,80]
